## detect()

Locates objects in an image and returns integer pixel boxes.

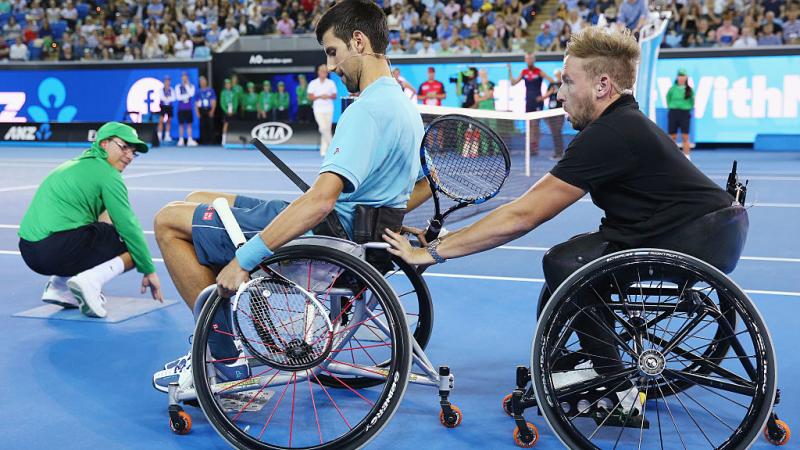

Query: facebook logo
[126,77,165,123]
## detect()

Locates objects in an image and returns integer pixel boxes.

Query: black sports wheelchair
[165,158,790,450]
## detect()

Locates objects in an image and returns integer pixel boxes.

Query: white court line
[127,186,301,195]
[0,168,205,193]
[2,249,798,298]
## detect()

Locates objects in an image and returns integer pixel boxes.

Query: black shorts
[160,104,173,117]
[525,99,544,112]
[18,222,128,277]
[177,109,193,124]
[668,109,691,134]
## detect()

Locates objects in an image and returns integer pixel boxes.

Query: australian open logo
[251,122,293,145]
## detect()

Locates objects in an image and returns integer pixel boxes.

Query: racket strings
[423,118,509,201]
[235,277,333,370]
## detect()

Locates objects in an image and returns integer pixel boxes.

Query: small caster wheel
[765,419,791,446]
[440,405,463,428]
[169,406,192,435]
[502,393,513,416]
[513,422,539,448]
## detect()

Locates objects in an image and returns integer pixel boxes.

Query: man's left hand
[217,258,250,297]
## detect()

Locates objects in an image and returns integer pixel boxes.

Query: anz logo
[3,123,51,141]
[0,77,78,123]
[251,122,293,145]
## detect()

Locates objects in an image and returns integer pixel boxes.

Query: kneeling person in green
[18,122,163,318]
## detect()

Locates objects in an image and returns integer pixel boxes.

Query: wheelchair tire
[192,245,413,450]
[314,255,434,389]
[531,249,777,449]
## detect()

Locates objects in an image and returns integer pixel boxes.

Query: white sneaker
[67,276,107,318]
[187,138,198,147]
[153,352,192,393]
[41,276,78,309]
[552,360,600,390]
[177,137,185,146]
[163,134,173,142]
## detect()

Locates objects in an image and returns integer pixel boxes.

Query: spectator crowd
[0,0,797,62]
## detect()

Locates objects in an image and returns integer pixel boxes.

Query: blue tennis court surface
[1,146,797,449]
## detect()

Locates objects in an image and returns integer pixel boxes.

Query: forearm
[406,178,433,213]
[258,190,334,250]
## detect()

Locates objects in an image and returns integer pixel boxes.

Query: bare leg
[118,252,135,271]
[681,133,691,156]
[184,191,237,205]
[670,133,678,145]
[154,202,216,309]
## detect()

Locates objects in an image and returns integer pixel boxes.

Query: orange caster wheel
[502,393,514,416]
[513,422,539,448]
[764,419,791,446]
[440,405,463,428]
[169,406,192,435]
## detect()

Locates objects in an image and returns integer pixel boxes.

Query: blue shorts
[192,196,289,267]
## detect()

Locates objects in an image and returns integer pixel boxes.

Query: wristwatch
[426,238,447,264]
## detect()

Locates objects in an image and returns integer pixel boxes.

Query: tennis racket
[421,114,511,242]
[212,198,334,371]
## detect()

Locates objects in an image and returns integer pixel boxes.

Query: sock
[74,256,125,289]
[50,275,70,290]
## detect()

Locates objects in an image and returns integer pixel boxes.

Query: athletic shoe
[41,276,78,309]
[552,360,600,390]
[212,352,251,383]
[187,138,198,147]
[163,134,173,143]
[177,137,185,146]
[67,276,107,318]
[153,352,192,393]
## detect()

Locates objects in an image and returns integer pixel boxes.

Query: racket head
[420,114,511,204]
[232,276,333,372]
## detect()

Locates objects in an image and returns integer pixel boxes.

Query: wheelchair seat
[646,205,748,274]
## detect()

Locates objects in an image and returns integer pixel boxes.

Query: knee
[154,201,191,243]
[185,191,214,203]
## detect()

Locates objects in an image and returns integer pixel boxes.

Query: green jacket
[275,91,290,111]
[243,92,259,112]
[19,145,155,274]
[666,84,694,110]
[258,91,275,112]
[477,81,495,110]
[296,85,310,106]
[232,84,245,111]
[220,88,238,115]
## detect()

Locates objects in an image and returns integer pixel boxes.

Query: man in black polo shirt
[384,26,739,413]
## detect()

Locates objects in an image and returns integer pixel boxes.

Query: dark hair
[315,0,389,54]
[676,77,693,99]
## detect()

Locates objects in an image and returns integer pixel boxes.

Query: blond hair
[566,26,640,92]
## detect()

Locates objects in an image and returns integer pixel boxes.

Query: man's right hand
[141,272,164,303]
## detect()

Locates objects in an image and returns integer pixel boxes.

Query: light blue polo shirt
[320,76,424,238]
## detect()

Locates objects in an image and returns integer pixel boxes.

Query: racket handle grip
[212,197,247,248]
[424,220,442,243]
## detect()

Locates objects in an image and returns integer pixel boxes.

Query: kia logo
[251,122,293,145]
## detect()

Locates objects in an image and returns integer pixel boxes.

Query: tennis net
[404,104,574,229]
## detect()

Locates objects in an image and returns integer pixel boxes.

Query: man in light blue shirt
[618,0,649,32]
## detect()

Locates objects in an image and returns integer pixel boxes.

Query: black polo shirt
[550,94,732,248]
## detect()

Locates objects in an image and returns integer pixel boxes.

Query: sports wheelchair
[503,204,791,449]
[165,234,458,449]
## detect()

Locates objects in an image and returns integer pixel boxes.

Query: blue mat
[12,296,179,323]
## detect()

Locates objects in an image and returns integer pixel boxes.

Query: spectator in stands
[174,31,193,58]
[618,0,649,33]
[436,17,453,41]
[3,16,22,42]
[276,11,295,35]
[143,32,162,58]
[510,27,526,52]
[418,36,436,55]
[219,18,239,44]
[146,0,164,22]
[475,68,495,111]
[557,23,572,50]
[61,1,78,30]
[421,15,437,40]
[9,36,29,61]
[205,22,221,50]
[784,7,800,44]
[0,39,9,61]
[294,13,310,33]
[536,22,557,51]
[307,63,337,156]
[733,26,757,47]
[195,75,216,145]
[0,0,10,14]
[761,11,783,35]
[122,47,135,61]
[716,14,739,45]
[567,9,585,34]
[484,24,505,52]
[758,22,782,45]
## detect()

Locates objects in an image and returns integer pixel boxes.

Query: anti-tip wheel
[765,419,791,446]
[169,408,192,435]
[513,422,539,448]
[440,405,463,428]
[502,393,514,416]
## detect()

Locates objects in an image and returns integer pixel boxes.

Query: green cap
[247,81,255,88]
[262,80,271,86]
[677,68,688,76]
[224,77,231,84]
[277,81,285,86]
[95,122,149,154]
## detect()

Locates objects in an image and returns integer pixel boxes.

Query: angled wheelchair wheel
[314,255,434,389]
[531,249,777,449]
[192,245,412,450]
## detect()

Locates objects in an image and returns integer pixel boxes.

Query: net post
[525,117,531,177]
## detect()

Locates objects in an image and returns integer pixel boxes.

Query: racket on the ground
[212,198,334,371]
[421,114,511,242]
